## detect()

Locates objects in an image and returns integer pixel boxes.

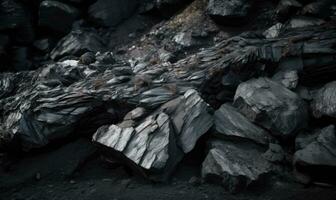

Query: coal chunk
[88,0,138,27]
[294,125,336,184]
[206,0,251,24]
[39,0,80,33]
[311,81,336,119]
[50,29,105,60]
[234,78,308,139]
[214,103,273,146]
[202,139,272,192]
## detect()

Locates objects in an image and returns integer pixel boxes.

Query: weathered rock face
[214,103,272,146]
[206,0,251,24]
[88,0,138,27]
[311,81,336,119]
[39,0,80,33]
[93,89,213,180]
[234,78,308,139]
[50,29,106,60]
[294,125,336,184]
[202,139,272,192]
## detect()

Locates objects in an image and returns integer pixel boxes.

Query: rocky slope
[1,0,336,198]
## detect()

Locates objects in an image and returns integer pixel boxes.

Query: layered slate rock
[311,81,336,119]
[206,0,251,24]
[294,125,336,184]
[50,29,105,60]
[93,89,213,180]
[93,112,182,180]
[202,139,272,192]
[88,0,138,27]
[234,78,308,138]
[39,0,79,33]
[214,103,272,146]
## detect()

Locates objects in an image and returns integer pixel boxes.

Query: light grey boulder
[234,78,308,138]
[214,103,272,146]
[311,81,336,119]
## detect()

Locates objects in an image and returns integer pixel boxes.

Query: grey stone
[202,139,272,192]
[50,29,105,60]
[294,125,336,183]
[206,0,251,23]
[272,70,299,89]
[234,78,308,138]
[311,81,336,119]
[214,103,272,146]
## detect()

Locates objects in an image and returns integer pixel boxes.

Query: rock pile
[1,0,336,193]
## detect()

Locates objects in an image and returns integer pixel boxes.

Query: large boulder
[234,78,308,139]
[50,29,106,60]
[294,125,336,184]
[214,103,273,146]
[39,0,80,33]
[311,81,336,119]
[206,0,251,24]
[93,89,213,180]
[202,139,272,192]
[88,0,138,27]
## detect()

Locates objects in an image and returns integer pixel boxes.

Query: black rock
[0,0,34,45]
[79,52,96,65]
[214,103,273,146]
[88,0,138,27]
[206,0,251,25]
[50,29,106,60]
[234,78,308,139]
[202,139,272,192]
[276,0,302,21]
[39,0,80,34]
[294,125,336,184]
[311,81,336,119]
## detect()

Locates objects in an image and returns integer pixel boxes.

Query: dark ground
[0,139,335,200]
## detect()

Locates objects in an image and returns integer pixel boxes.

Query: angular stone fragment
[39,0,79,33]
[50,29,105,60]
[272,70,299,89]
[202,139,272,192]
[294,125,336,184]
[206,0,251,24]
[89,0,138,27]
[93,90,212,179]
[214,103,272,146]
[263,23,283,39]
[311,81,336,119]
[234,78,308,138]
[160,89,213,153]
[93,112,183,180]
